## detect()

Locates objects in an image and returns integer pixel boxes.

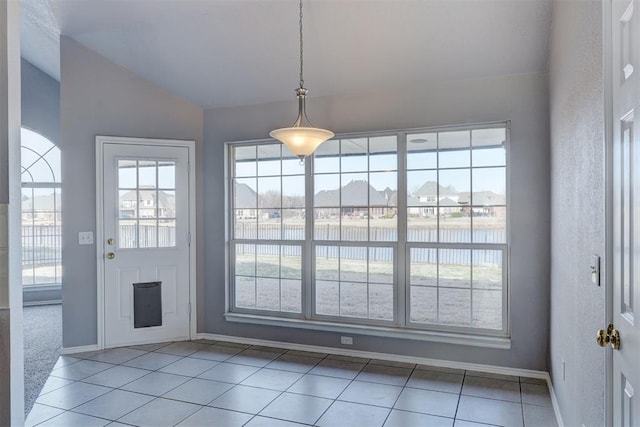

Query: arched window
[21,127,62,286]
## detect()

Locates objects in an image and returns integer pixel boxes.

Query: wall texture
[204,72,551,370]
[548,1,605,425]
[60,37,204,347]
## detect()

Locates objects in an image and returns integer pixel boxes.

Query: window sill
[224,312,511,349]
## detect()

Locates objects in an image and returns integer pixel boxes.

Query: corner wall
[60,37,204,348]
[204,72,551,370]
[548,1,605,425]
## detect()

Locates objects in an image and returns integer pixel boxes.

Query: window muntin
[21,128,62,287]
[118,159,177,249]
[229,124,508,336]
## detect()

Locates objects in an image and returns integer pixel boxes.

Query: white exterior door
[100,139,192,348]
[611,0,640,424]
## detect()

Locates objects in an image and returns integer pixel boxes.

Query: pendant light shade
[269,0,334,160]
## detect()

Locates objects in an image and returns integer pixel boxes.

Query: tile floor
[26,340,559,427]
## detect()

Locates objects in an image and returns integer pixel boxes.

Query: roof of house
[235,182,257,209]
[414,181,458,197]
[315,180,390,207]
[458,191,506,206]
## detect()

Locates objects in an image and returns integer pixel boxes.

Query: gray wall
[60,37,204,347]
[548,1,605,425]
[21,58,59,146]
[204,72,551,370]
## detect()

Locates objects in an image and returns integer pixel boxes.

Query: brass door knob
[596,324,620,349]
[107,252,116,260]
[107,238,115,245]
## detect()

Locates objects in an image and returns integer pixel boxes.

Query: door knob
[107,238,115,245]
[107,252,116,260]
[596,324,620,350]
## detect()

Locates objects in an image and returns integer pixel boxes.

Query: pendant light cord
[299,0,304,89]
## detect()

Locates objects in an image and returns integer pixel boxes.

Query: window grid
[229,122,509,336]
[21,128,62,287]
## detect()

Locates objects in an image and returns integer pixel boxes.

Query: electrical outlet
[340,336,353,345]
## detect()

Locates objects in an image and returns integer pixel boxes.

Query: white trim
[197,332,533,377]
[61,344,100,355]
[23,300,61,307]
[95,136,197,349]
[548,376,566,427]
[224,312,511,349]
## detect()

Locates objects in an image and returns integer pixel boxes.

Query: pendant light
[270,0,334,160]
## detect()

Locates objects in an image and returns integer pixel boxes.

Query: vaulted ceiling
[21,0,553,110]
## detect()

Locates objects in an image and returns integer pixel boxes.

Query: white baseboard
[61,344,100,355]
[196,332,547,379]
[547,376,565,427]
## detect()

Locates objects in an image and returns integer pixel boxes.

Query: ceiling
[21,0,552,110]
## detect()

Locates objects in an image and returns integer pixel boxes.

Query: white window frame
[226,122,511,348]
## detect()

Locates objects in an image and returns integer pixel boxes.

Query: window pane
[472,128,506,167]
[369,284,393,320]
[439,207,471,243]
[439,249,471,288]
[158,161,176,189]
[282,209,305,240]
[410,286,437,323]
[314,174,340,207]
[472,167,506,205]
[258,144,281,176]
[316,280,339,316]
[369,136,397,172]
[439,288,471,326]
[119,190,136,218]
[138,189,157,218]
[236,276,256,309]
[158,220,176,247]
[283,176,305,208]
[339,247,367,282]
[235,244,256,276]
[408,170,438,204]
[281,279,302,313]
[370,172,396,207]
[340,210,368,241]
[281,245,302,279]
[119,220,137,248]
[314,139,340,174]
[410,248,437,286]
[258,177,281,208]
[341,138,368,172]
[407,215,438,242]
[235,211,257,239]
[316,246,339,281]
[340,282,368,318]
[314,209,341,240]
[256,277,280,311]
[439,131,470,168]
[118,160,137,188]
[138,220,157,248]
[138,161,157,188]
[235,178,257,209]
[407,133,437,170]
[341,173,368,206]
[369,211,396,242]
[235,146,257,177]
[258,212,281,240]
[472,208,506,244]
[158,190,175,218]
[472,290,502,329]
[472,250,503,290]
[256,246,280,278]
[369,247,393,284]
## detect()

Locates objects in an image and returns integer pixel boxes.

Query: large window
[229,123,508,338]
[21,128,62,286]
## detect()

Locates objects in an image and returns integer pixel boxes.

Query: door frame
[603,0,614,424]
[95,136,197,350]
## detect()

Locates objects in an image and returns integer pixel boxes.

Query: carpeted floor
[23,304,62,416]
